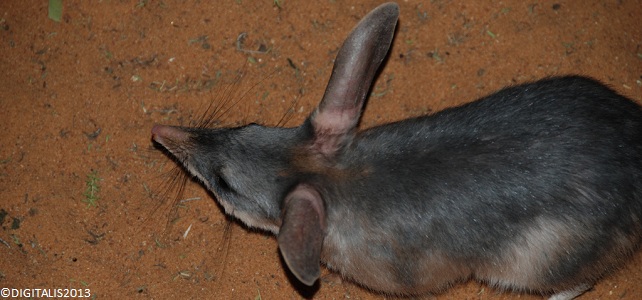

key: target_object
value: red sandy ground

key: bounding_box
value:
[1,1,641,299]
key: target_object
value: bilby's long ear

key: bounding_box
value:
[310,3,399,155]
[277,184,326,286]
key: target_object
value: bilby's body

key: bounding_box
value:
[151,3,642,299]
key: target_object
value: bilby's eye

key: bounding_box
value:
[215,173,232,193]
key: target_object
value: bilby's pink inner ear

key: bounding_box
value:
[277,184,326,286]
[310,3,399,156]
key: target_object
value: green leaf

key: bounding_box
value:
[48,0,63,22]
